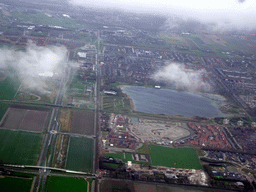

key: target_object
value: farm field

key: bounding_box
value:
[0,107,49,132]
[100,179,135,192]
[0,103,10,122]
[0,76,20,100]
[70,111,94,135]
[45,176,87,192]
[161,34,188,46]
[100,179,225,192]
[134,182,223,192]
[220,35,255,53]
[0,129,43,165]
[148,145,202,170]
[11,12,81,29]
[0,176,33,192]
[200,34,226,45]
[65,137,94,172]
[0,75,20,121]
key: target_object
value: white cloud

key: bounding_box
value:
[0,43,68,93]
[152,62,210,92]
[69,0,256,30]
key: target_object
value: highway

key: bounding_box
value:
[26,40,100,191]
[93,30,101,192]
[33,57,71,192]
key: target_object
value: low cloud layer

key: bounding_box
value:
[0,42,68,93]
[69,0,256,31]
[152,62,210,92]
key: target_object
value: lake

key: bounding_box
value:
[121,86,224,118]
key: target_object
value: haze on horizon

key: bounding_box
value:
[69,0,256,31]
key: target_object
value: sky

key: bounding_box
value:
[69,0,256,30]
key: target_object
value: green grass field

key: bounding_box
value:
[45,176,87,192]
[103,95,131,114]
[105,152,126,161]
[0,75,20,121]
[11,172,35,178]
[12,12,81,29]
[105,152,148,165]
[0,76,20,100]
[68,75,95,105]
[0,103,10,122]
[0,176,33,192]
[65,137,94,172]
[220,35,253,53]
[0,129,42,165]
[149,146,202,170]
[70,75,88,95]
[0,43,13,48]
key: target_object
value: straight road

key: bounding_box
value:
[34,55,71,192]
[94,30,101,192]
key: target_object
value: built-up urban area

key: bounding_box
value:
[0,0,256,191]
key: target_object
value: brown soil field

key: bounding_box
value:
[0,107,49,132]
[100,179,135,192]
[70,111,94,135]
[101,180,216,192]
[134,183,157,192]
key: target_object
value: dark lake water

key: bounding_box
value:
[122,86,224,118]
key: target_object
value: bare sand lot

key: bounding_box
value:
[70,111,94,135]
[0,107,49,132]
[129,119,190,142]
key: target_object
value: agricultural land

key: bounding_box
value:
[65,137,94,172]
[45,176,88,192]
[1,0,256,191]
[0,129,42,165]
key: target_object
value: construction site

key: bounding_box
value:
[104,113,192,149]
[129,119,191,143]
